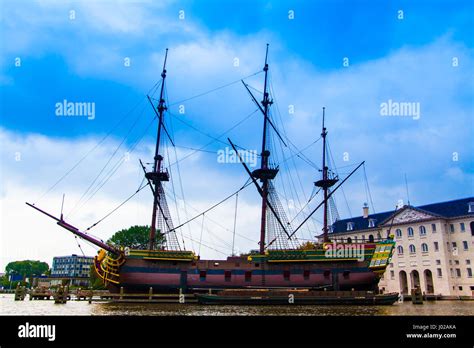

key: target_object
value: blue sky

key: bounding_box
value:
[0,0,473,267]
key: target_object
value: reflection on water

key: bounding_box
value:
[1,294,473,316]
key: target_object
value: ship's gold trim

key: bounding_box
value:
[142,257,197,261]
[267,258,363,263]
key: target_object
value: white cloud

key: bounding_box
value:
[0,127,267,270]
[1,1,473,271]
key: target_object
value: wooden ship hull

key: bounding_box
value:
[94,241,395,294]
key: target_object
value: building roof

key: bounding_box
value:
[330,197,474,235]
[53,254,94,259]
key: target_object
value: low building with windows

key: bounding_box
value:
[325,197,474,298]
[50,254,94,287]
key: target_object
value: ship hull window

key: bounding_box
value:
[245,271,252,282]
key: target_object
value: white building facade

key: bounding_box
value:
[326,198,474,298]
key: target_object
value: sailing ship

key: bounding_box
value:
[27,45,395,294]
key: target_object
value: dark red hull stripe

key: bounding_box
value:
[120,266,373,275]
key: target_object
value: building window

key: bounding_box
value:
[455,260,459,265]
[450,224,455,233]
[409,245,416,254]
[347,237,352,243]
[408,227,414,237]
[471,221,474,236]
[431,224,437,232]
[419,226,426,236]
[368,234,374,242]
[347,222,354,231]
[245,271,252,282]
[397,246,404,255]
[467,268,473,277]
[452,242,457,249]
[463,241,469,250]
[421,243,428,253]
[436,259,441,265]
[456,269,461,278]
[460,223,465,232]
[368,219,376,228]
[396,229,402,238]
[467,260,471,265]
[434,242,439,251]
[437,268,442,277]
[283,271,290,281]
[468,202,474,213]
[390,270,395,279]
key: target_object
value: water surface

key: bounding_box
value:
[1,294,473,316]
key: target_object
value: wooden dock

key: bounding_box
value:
[19,286,197,304]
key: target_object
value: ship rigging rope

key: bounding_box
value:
[165,109,260,168]
[163,187,256,245]
[166,179,253,235]
[183,234,228,256]
[198,214,205,255]
[278,137,321,166]
[165,70,263,106]
[363,163,376,214]
[74,236,86,257]
[67,113,157,218]
[269,79,320,239]
[326,139,353,219]
[34,80,163,204]
[166,109,257,154]
[288,187,322,224]
[84,179,149,232]
[269,80,321,171]
[165,84,194,251]
[154,85,253,252]
[66,101,150,218]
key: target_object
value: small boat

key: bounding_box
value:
[195,289,400,305]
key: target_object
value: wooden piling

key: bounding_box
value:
[14,285,26,301]
[411,287,423,304]
[54,285,69,304]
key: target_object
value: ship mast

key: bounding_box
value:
[315,107,338,243]
[253,44,277,254]
[147,49,170,250]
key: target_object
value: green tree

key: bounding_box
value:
[5,260,49,278]
[107,225,165,250]
[89,267,106,290]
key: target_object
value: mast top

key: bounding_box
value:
[322,106,327,137]
[264,43,269,71]
[162,48,169,78]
